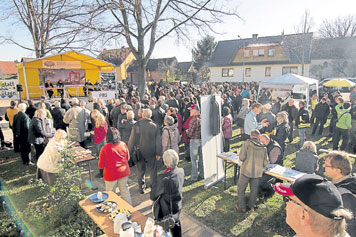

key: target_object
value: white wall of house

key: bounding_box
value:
[210,64,310,83]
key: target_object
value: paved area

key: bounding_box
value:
[1,126,221,237]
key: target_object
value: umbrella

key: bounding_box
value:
[323,78,355,87]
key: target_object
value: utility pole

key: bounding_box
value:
[238,35,245,83]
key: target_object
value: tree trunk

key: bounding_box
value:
[137,59,146,98]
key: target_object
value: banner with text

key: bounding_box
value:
[42,60,81,69]
[0,79,19,100]
[92,91,116,100]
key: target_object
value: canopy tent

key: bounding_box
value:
[258,73,319,106]
[17,51,116,99]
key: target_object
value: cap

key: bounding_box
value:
[274,174,344,220]
[188,104,200,111]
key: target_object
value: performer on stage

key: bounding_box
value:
[57,79,64,98]
[44,80,54,99]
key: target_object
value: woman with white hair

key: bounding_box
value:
[37,129,67,186]
[257,103,276,135]
[28,109,49,161]
[151,149,184,236]
[295,141,319,174]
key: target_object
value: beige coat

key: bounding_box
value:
[239,138,269,178]
[37,139,63,173]
[63,105,86,142]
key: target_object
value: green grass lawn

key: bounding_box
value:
[1,121,355,236]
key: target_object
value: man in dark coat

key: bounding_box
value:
[128,108,162,194]
[258,134,284,197]
[281,99,298,143]
[323,152,356,237]
[312,97,330,135]
[51,101,67,130]
[13,103,31,165]
[25,100,37,119]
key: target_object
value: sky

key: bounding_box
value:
[0,0,355,62]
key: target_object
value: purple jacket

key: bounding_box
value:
[222,114,233,138]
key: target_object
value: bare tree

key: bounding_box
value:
[0,0,96,58]
[87,0,240,97]
[294,9,314,34]
[319,15,356,38]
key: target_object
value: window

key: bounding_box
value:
[265,67,271,77]
[268,48,275,56]
[222,68,234,77]
[253,49,258,57]
[244,50,250,57]
[282,66,298,75]
[258,49,265,56]
[245,68,251,77]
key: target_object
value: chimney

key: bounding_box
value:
[252,34,258,41]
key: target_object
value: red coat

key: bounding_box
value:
[94,122,108,144]
[98,142,130,181]
[181,116,192,143]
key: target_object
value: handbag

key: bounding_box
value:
[154,179,176,231]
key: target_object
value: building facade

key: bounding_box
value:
[209,33,313,83]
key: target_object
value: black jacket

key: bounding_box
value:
[28,117,47,145]
[295,107,310,127]
[335,176,356,237]
[51,107,66,130]
[152,106,165,128]
[233,94,243,113]
[210,96,220,136]
[314,102,330,121]
[13,112,30,143]
[25,105,37,119]
[270,122,290,151]
[151,168,185,220]
[281,104,298,123]
[271,102,281,115]
[128,118,162,159]
[119,119,135,144]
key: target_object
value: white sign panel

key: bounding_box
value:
[201,95,225,188]
[92,90,116,100]
[0,79,19,100]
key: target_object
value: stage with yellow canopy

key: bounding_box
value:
[17,51,116,99]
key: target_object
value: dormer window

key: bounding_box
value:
[253,49,258,57]
[244,50,250,57]
[268,48,275,56]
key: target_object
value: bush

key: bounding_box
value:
[22,143,103,236]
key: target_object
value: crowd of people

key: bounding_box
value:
[1,80,356,236]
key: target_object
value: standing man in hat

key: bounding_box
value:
[274,174,352,237]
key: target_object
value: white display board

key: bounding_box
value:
[92,90,116,100]
[201,95,225,188]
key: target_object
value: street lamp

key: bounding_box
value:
[238,35,245,83]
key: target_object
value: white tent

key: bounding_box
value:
[259,73,319,106]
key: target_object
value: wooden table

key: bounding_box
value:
[263,164,305,183]
[71,146,96,188]
[217,152,242,189]
[79,191,147,236]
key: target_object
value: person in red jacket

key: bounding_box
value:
[91,109,108,178]
[99,127,132,205]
